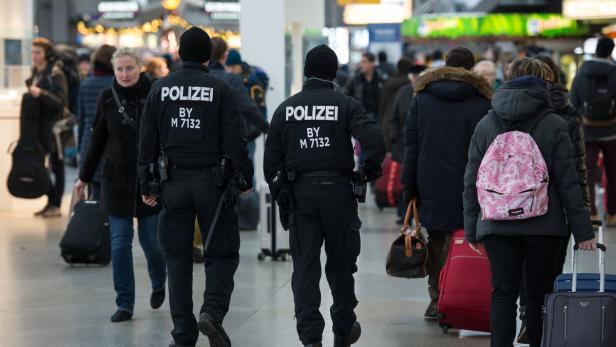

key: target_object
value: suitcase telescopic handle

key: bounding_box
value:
[572,234,607,293]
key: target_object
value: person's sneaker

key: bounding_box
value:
[151,288,165,309]
[607,214,616,227]
[34,204,51,217]
[424,301,439,320]
[193,247,204,263]
[334,321,361,347]
[197,313,231,347]
[110,309,132,323]
[41,206,61,218]
[516,322,528,344]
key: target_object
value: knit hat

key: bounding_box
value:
[179,27,212,63]
[304,44,338,80]
[225,49,242,66]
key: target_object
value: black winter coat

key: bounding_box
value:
[550,83,591,208]
[570,59,616,141]
[379,73,411,147]
[463,76,594,244]
[389,83,412,163]
[79,74,160,218]
[344,71,384,120]
[25,61,68,153]
[401,67,492,231]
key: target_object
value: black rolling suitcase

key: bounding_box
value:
[59,199,110,265]
[542,234,616,347]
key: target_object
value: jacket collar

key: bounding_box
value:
[303,78,336,90]
[209,60,225,71]
[182,61,209,73]
[414,66,492,100]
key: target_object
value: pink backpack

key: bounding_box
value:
[476,127,549,221]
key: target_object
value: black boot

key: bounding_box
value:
[110,309,132,323]
[169,341,195,347]
[150,287,165,309]
[334,321,361,347]
[304,344,322,347]
[198,312,231,347]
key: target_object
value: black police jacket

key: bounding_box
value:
[138,62,253,190]
[264,78,386,183]
[79,75,160,218]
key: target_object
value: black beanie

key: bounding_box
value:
[179,27,212,63]
[596,37,615,59]
[304,44,338,80]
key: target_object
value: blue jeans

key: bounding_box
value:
[108,214,167,313]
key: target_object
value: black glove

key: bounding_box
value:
[403,186,415,207]
[364,165,383,182]
[276,186,292,230]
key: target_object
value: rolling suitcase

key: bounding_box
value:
[438,229,492,333]
[59,199,110,265]
[554,221,616,293]
[374,154,402,209]
[542,236,616,347]
[257,181,290,261]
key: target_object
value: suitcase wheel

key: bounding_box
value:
[440,324,451,334]
[257,252,265,261]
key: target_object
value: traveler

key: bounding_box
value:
[430,50,445,68]
[463,57,597,347]
[144,56,170,79]
[401,47,492,319]
[389,64,425,222]
[378,57,413,146]
[28,37,68,218]
[138,27,252,347]
[75,47,167,323]
[570,37,616,224]
[77,44,116,200]
[78,53,92,81]
[264,44,386,347]
[376,51,396,80]
[344,52,384,123]
[512,55,592,344]
[473,60,497,89]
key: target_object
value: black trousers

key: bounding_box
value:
[586,139,616,215]
[159,168,240,345]
[47,150,64,207]
[290,179,361,345]
[484,235,562,347]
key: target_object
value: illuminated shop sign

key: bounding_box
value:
[564,0,616,20]
[204,1,240,20]
[98,1,140,20]
[402,13,588,39]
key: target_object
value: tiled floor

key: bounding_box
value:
[0,174,613,347]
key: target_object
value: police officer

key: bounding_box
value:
[263,45,386,347]
[138,27,252,347]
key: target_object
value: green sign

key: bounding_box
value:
[401,13,588,39]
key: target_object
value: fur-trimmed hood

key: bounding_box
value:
[415,66,492,100]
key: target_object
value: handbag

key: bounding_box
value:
[385,198,430,278]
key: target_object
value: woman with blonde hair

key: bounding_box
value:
[76,48,167,323]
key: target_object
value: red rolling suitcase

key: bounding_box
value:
[438,229,492,333]
[374,153,402,209]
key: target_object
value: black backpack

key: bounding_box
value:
[582,75,616,127]
[7,94,50,199]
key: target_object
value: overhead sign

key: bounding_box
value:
[343,0,411,25]
[564,0,616,20]
[204,1,240,20]
[402,13,588,39]
[337,0,380,4]
[98,1,139,20]
[368,23,400,42]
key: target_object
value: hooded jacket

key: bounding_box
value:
[402,67,492,231]
[463,76,594,243]
[549,83,591,208]
[570,58,616,141]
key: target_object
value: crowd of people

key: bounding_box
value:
[17,27,615,347]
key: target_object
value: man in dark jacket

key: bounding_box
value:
[209,37,268,136]
[401,47,492,318]
[378,57,413,147]
[28,37,68,218]
[570,37,616,225]
[344,52,384,123]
